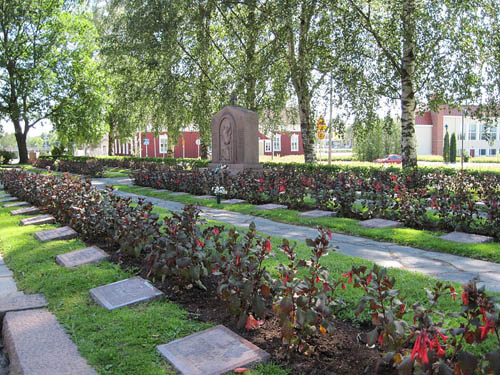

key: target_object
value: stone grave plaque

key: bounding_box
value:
[358,218,403,229]
[0,194,11,198]
[20,214,55,226]
[3,201,29,208]
[0,197,18,204]
[0,294,48,316]
[89,276,164,310]
[193,195,216,200]
[157,325,269,375]
[254,203,288,210]
[34,226,78,242]
[221,199,247,205]
[11,206,41,216]
[170,192,189,196]
[56,246,109,268]
[440,231,493,244]
[298,209,333,218]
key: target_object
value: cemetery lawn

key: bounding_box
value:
[0,204,285,375]
[0,197,497,374]
[114,185,500,264]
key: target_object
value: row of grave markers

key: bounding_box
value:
[0,191,269,375]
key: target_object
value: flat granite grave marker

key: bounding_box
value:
[440,231,494,244]
[34,226,77,242]
[0,294,48,316]
[193,195,216,200]
[157,325,269,375]
[20,214,55,226]
[221,199,247,205]
[0,197,18,204]
[89,276,164,310]
[56,246,109,268]
[3,201,29,208]
[358,218,403,229]
[11,206,41,216]
[254,203,288,210]
[298,209,333,218]
[170,192,189,196]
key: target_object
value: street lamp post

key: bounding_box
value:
[461,110,465,170]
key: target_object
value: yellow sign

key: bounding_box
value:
[317,132,326,140]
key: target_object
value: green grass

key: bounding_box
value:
[0,204,287,375]
[114,185,500,264]
[102,172,130,178]
[0,192,497,374]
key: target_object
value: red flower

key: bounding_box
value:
[279,185,286,193]
[259,178,264,184]
[235,255,240,266]
[461,291,469,305]
[480,307,487,322]
[366,273,372,285]
[480,318,495,340]
[258,186,263,192]
[341,283,346,290]
[395,185,399,192]
[327,231,333,240]
[197,239,205,247]
[342,271,353,284]
[378,332,384,345]
[315,276,320,284]
[390,174,397,181]
[264,238,272,252]
[411,332,430,364]
[450,286,456,302]
[213,228,220,235]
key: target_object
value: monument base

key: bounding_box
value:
[208,162,263,175]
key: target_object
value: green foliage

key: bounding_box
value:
[443,131,450,163]
[450,133,457,163]
[0,150,15,164]
[0,1,107,162]
[353,115,401,162]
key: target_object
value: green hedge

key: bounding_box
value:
[38,155,210,169]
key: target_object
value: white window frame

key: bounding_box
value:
[264,139,271,152]
[273,134,281,152]
[469,123,477,140]
[159,134,168,154]
[291,134,299,152]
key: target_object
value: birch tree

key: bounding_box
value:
[336,0,490,167]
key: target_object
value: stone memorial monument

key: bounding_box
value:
[209,106,262,173]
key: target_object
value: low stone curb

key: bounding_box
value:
[3,309,98,375]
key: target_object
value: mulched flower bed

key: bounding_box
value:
[106,248,395,375]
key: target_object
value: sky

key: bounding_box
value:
[1,119,53,137]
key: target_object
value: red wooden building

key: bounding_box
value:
[112,131,306,158]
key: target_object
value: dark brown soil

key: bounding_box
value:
[104,248,396,375]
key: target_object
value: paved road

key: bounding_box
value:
[91,181,500,293]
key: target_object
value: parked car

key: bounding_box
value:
[373,154,402,164]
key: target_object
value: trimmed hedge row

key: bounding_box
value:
[37,155,210,170]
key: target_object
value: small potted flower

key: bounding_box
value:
[213,186,227,204]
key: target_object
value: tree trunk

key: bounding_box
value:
[297,91,316,163]
[400,0,417,169]
[14,129,28,164]
[244,0,257,111]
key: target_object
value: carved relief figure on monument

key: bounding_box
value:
[220,118,232,162]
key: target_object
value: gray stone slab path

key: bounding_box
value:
[93,183,500,293]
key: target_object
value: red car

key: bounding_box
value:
[374,154,402,164]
